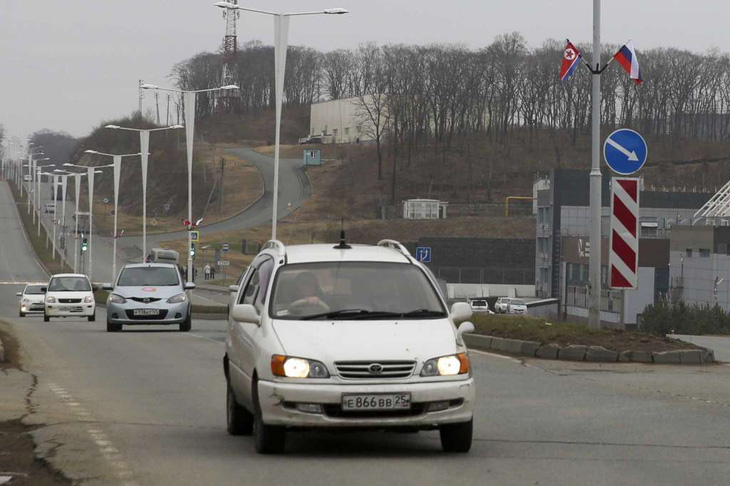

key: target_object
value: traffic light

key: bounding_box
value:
[81,236,88,254]
[190,242,196,258]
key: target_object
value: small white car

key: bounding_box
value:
[468,299,494,314]
[225,239,475,454]
[44,202,56,214]
[44,274,96,322]
[495,298,528,315]
[17,284,47,317]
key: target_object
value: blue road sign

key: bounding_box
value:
[603,129,648,175]
[416,247,431,263]
[222,243,229,252]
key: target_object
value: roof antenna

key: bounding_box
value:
[334,217,351,249]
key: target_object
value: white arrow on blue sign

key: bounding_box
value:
[416,247,431,263]
[603,129,648,175]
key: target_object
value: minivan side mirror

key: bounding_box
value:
[228,285,239,293]
[184,282,196,290]
[16,292,22,297]
[40,287,47,293]
[231,304,261,325]
[457,321,475,336]
[450,302,472,323]
[101,283,113,291]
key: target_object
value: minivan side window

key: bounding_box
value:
[255,259,275,311]
[241,270,259,306]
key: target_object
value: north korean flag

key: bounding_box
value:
[559,41,582,81]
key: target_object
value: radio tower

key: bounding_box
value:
[217,0,240,113]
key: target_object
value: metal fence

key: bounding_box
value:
[431,266,534,285]
[565,286,624,312]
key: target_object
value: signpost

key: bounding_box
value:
[222,243,229,253]
[218,260,230,282]
[603,129,648,175]
[415,247,431,263]
[190,230,199,241]
[609,178,640,290]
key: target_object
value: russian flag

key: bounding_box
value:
[559,41,582,81]
[614,43,643,84]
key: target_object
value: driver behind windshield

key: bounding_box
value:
[290,272,327,314]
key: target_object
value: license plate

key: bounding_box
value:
[134,309,160,316]
[341,393,411,411]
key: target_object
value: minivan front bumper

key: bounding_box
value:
[257,378,475,428]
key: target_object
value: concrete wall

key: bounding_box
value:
[447,284,535,299]
[670,250,730,308]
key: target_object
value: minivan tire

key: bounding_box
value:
[180,314,192,332]
[439,419,473,453]
[88,312,95,322]
[227,380,254,436]
[253,382,286,454]
[19,311,25,318]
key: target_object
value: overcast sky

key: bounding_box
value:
[1,0,727,141]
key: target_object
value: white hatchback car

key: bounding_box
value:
[44,274,96,322]
[225,239,476,454]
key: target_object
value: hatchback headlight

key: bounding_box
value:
[108,294,126,304]
[84,295,94,303]
[46,296,56,304]
[271,355,330,378]
[167,293,187,304]
[420,353,470,377]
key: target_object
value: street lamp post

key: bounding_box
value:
[35,164,53,236]
[214,2,348,240]
[105,124,184,261]
[140,84,238,284]
[84,150,143,280]
[64,163,110,281]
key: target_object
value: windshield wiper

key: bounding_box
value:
[299,309,445,320]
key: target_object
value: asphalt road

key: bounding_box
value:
[3,181,730,485]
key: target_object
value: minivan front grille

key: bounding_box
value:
[59,298,82,304]
[335,361,416,379]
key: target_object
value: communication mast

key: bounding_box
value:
[216,0,240,113]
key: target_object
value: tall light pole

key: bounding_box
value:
[35,164,54,236]
[214,2,348,239]
[31,157,50,222]
[140,83,238,283]
[53,170,74,267]
[64,163,110,281]
[105,124,184,260]
[589,0,602,328]
[84,150,143,280]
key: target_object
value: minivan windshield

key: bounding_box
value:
[48,277,91,292]
[270,262,446,320]
[24,285,45,295]
[117,267,180,287]
[512,299,526,306]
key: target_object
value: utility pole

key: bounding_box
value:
[218,157,225,212]
[588,0,603,328]
[138,79,144,115]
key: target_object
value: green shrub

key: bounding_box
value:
[640,301,730,335]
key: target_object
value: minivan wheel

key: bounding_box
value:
[253,383,286,454]
[439,419,473,453]
[19,311,25,318]
[88,312,96,322]
[179,314,192,332]
[227,380,253,436]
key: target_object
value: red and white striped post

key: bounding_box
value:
[609,178,640,290]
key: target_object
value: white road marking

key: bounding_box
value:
[469,348,523,363]
[186,332,225,346]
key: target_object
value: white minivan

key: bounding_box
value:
[225,239,475,454]
[44,274,96,322]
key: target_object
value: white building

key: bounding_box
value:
[309,95,385,144]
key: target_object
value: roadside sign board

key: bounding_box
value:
[609,178,640,289]
[190,230,199,242]
[222,243,229,252]
[218,260,230,266]
[416,247,432,263]
[603,129,648,175]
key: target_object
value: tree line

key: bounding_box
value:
[171,33,730,148]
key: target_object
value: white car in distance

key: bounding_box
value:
[17,284,47,317]
[44,274,96,322]
[495,297,528,315]
[225,238,476,454]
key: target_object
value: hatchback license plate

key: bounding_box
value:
[341,393,411,411]
[134,309,160,316]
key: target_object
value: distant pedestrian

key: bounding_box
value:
[211,267,216,280]
[204,263,211,280]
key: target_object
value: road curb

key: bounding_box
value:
[464,334,716,365]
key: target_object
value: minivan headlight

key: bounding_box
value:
[84,295,94,303]
[167,293,187,304]
[271,355,330,378]
[108,294,126,304]
[420,353,470,376]
[46,296,56,304]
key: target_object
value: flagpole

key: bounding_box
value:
[589,0,602,328]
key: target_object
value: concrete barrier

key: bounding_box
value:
[585,346,618,363]
[559,345,587,361]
